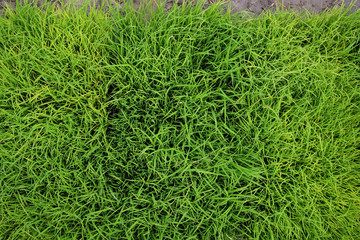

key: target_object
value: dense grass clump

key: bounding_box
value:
[1,1,359,239]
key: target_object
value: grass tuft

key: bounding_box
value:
[1,1,359,239]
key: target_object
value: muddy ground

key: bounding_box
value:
[227,0,360,14]
[1,0,359,15]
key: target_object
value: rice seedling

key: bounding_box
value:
[0,0,359,239]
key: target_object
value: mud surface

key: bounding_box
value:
[228,0,360,14]
[1,0,359,16]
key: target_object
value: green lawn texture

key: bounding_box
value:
[0,0,359,239]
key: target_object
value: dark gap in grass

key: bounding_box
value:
[106,83,120,133]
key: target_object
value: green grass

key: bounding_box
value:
[0,0,359,239]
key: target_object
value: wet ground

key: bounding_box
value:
[228,0,359,14]
[1,0,359,15]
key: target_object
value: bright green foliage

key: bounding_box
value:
[0,1,359,239]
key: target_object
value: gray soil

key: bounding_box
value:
[228,0,360,14]
[1,0,359,16]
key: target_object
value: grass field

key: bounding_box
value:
[0,0,359,239]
